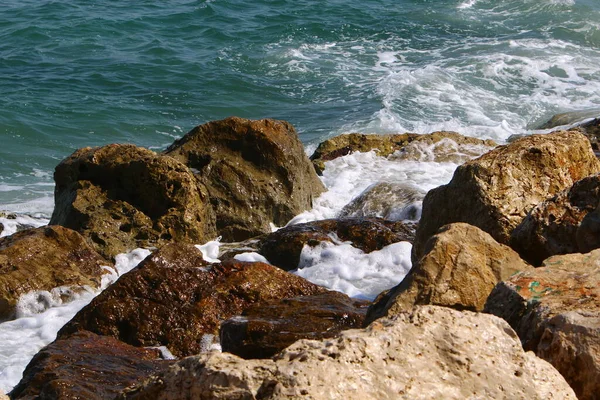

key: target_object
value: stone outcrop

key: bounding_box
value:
[413,130,600,261]
[59,243,328,357]
[120,306,576,400]
[9,330,171,400]
[366,223,531,324]
[0,226,108,320]
[164,117,325,241]
[485,250,600,400]
[220,292,368,359]
[510,174,600,265]
[50,144,216,259]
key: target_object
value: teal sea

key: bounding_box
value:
[1,0,600,215]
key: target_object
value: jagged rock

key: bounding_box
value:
[339,182,425,221]
[164,117,325,241]
[366,223,531,324]
[59,243,328,357]
[50,144,216,259]
[511,174,600,265]
[220,292,369,359]
[485,250,600,400]
[577,202,600,253]
[258,217,416,271]
[9,330,171,400]
[413,130,600,262]
[310,131,496,174]
[0,226,108,320]
[119,306,576,400]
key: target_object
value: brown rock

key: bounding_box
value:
[9,330,171,400]
[50,143,216,259]
[59,243,328,357]
[366,223,531,324]
[511,173,600,265]
[0,226,108,320]
[577,202,600,253]
[413,130,600,262]
[220,292,369,359]
[485,250,600,400]
[164,117,325,241]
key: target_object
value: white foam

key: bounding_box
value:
[0,214,49,238]
[195,238,222,263]
[233,252,271,264]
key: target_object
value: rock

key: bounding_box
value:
[220,292,369,359]
[50,143,216,259]
[485,250,600,400]
[511,173,600,265]
[310,131,496,174]
[164,117,325,241]
[537,109,600,130]
[0,226,108,320]
[59,243,328,357]
[366,223,531,324]
[258,217,416,271]
[577,202,600,253]
[9,330,171,400]
[580,118,600,155]
[413,130,600,262]
[119,306,576,400]
[339,182,425,221]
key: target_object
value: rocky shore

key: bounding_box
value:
[2,116,600,399]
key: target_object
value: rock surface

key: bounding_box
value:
[511,173,600,265]
[10,330,170,400]
[485,250,600,400]
[50,144,216,259]
[120,306,576,400]
[413,130,600,262]
[0,226,107,320]
[165,117,325,241]
[59,243,328,357]
[366,223,531,324]
[220,292,369,359]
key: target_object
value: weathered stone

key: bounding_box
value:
[0,226,108,320]
[120,306,576,400]
[413,130,600,262]
[164,117,325,241]
[511,173,600,265]
[50,143,216,259]
[485,250,600,400]
[537,109,600,130]
[258,218,416,271]
[577,202,600,253]
[59,243,328,357]
[220,292,369,359]
[366,223,531,324]
[9,330,170,400]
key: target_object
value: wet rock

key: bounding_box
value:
[366,223,531,324]
[165,117,325,241]
[537,109,600,130]
[0,226,108,320]
[339,182,425,221]
[120,306,576,400]
[50,144,216,259]
[258,217,416,271]
[220,292,369,359]
[59,243,328,357]
[413,130,600,262]
[485,250,600,400]
[577,202,600,253]
[9,330,170,400]
[511,173,600,265]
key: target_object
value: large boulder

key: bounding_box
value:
[510,173,600,265]
[413,130,600,262]
[119,306,576,400]
[59,243,328,357]
[50,144,216,259]
[164,117,325,241]
[0,226,108,320]
[366,223,531,324]
[220,292,368,359]
[485,250,600,400]
[9,330,171,400]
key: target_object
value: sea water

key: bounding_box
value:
[1,0,600,393]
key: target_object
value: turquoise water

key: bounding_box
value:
[1,0,600,215]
